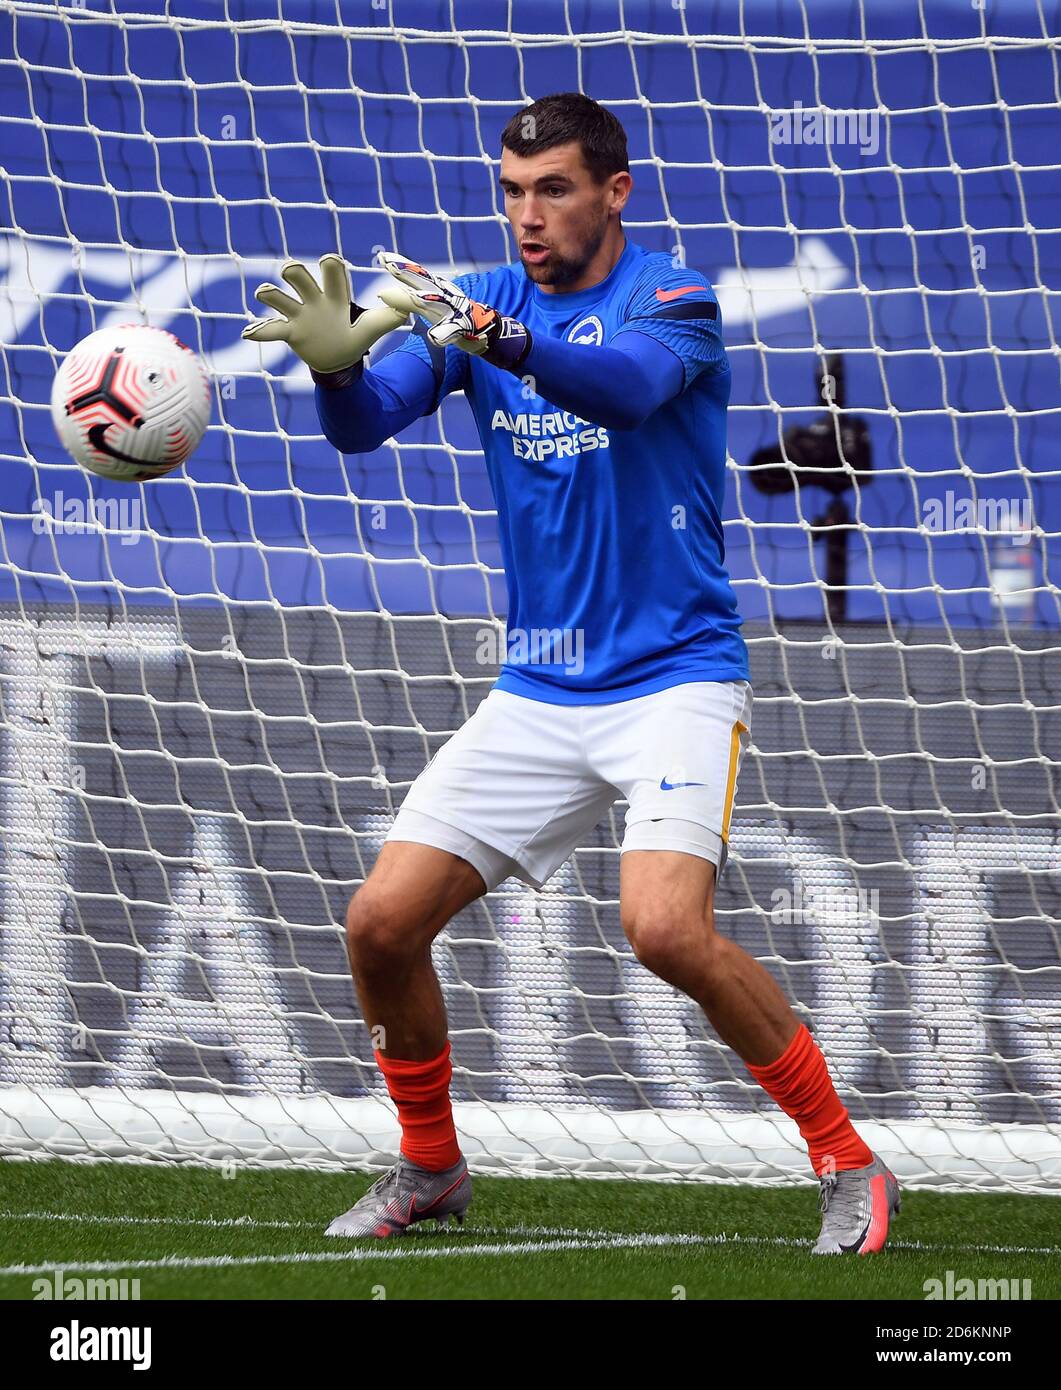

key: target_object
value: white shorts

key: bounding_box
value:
[386,679,752,892]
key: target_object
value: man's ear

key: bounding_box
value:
[610,170,633,216]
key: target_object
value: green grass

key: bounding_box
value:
[0,1158,1057,1300]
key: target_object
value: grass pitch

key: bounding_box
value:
[1,1158,1058,1301]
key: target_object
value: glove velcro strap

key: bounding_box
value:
[480,316,533,372]
[310,360,365,390]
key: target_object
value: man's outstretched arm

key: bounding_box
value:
[243,254,444,454]
[312,350,439,454]
[376,252,693,430]
[513,331,683,430]
[315,327,677,450]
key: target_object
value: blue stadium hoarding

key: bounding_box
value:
[1,0,1057,623]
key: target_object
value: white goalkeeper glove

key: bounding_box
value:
[242,255,409,384]
[376,252,533,372]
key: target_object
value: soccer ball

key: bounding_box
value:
[51,324,211,482]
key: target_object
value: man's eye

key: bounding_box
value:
[547,187,566,196]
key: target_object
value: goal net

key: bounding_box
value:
[1,0,1058,1193]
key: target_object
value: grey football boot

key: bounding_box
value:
[813,1152,901,1254]
[325,1153,471,1238]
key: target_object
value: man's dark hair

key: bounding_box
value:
[500,92,629,184]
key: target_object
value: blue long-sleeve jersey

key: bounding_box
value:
[316,239,749,703]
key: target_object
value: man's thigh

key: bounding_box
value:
[589,679,752,872]
[387,688,616,891]
[620,847,715,933]
[360,839,489,929]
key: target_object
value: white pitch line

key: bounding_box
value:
[0,1209,311,1233]
[0,1222,1058,1279]
[505,1230,1061,1257]
[0,1210,705,1240]
[890,1237,1061,1256]
[0,1210,707,1241]
[0,1232,711,1277]
[2,1209,1059,1262]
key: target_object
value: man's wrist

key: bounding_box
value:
[310,358,366,390]
[480,316,533,372]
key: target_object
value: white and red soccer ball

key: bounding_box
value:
[50,325,211,482]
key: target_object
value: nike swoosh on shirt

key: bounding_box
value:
[659,776,707,790]
[655,285,703,302]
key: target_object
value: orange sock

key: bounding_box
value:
[376,1041,461,1172]
[746,1024,873,1176]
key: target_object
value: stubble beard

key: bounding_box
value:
[521,218,608,288]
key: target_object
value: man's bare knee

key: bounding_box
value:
[623,903,723,990]
[344,842,486,973]
[345,885,420,974]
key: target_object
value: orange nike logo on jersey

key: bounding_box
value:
[655,285,703,302]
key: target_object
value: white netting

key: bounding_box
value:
[0,0,1058,1190]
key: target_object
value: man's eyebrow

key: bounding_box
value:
[498,173,576,188]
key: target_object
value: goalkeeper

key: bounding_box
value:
[244,92,899,1254]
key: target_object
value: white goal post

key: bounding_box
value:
[0,0,1058,1193]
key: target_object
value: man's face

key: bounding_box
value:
[499,141,627,289]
